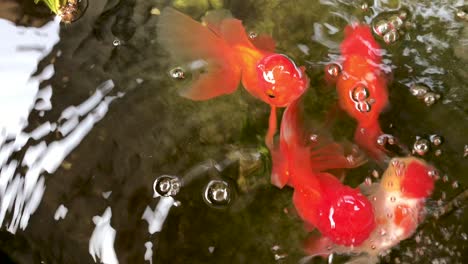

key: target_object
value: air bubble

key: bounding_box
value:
[310,134,318,142]
[373,20,390,36]
[203,180,232,209]
[169,67,185,80]
[413,138,430,156]
[442,175,449,182]
[463,145,468,158]
[153,175,181,197]
[371,244,376,250]
[388,15,404,29]
[409,84,429,98]
[390,196,396,202]
[249,32,258,39]
[451,181,459,189]
[423,92,440,106]
[428,170,438,178]
[326,63,342,78]
[434,149,442,156]
[365,177,372,186]
[372,170,379,178]
[383,30,399,44]
[113,39,121,46]
[351,85,369,102]
[357,101,371,112]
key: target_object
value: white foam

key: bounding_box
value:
[54,204,68,220]
[142,196,174,234]
[89,207,119,264]
[144,242,153,264]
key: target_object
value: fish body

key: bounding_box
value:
[304,157,436,262]
[157,7,308,147]
[272,98,373,246]
[336,24,389,161]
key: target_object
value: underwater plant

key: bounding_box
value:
[34,0,87,23]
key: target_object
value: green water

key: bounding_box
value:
[1,0,467,263]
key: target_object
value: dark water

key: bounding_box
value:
[0,0,466,263]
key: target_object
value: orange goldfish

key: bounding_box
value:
[333,24,389,162]
[303,157,436,263]
[157,7,309,148]
[272,97,374,246]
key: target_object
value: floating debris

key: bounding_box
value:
[153,175,181,197]
[34,0,88,23]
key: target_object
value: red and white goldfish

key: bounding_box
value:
[157,7,309,148]
[271,97,374,246]
[303,157,436,263]
[330,24,389,162]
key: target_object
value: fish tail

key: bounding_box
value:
[355,122,388,163]
[341,24,381,63]
[157,7,241,100]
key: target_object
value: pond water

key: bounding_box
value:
[0,0,466,263]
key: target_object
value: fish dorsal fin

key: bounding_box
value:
[219,18,256,48]
[250,34,276,52]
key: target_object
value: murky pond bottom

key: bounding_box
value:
[0,0,467,263]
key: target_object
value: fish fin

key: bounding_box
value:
[157,7,241,100]
[202,9,233,36]
[219,18,256,49]
[270,149,290,188]
[303,233,332,258]
[308,141,367,172]
[250,34,276,52]
[355,123,388,163]
[346,254,379,264]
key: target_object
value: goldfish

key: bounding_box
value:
[303,157,436,263]
[271,97,374,246]
[157,7,309,148]
[331,24,390,162]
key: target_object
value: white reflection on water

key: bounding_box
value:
[142,196,175,234]
[89,207,118,264]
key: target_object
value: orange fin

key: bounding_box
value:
[303,233,332,258]
[355,123,388,163]
[157,7,241,100]
[250,34,276,52]
[202,9,233,36]
[219,18,256,49]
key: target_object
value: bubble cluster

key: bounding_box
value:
[409,83,441,106]
[372,10,410,44]
[203,180,232,209]
[153,175,181,197]
[350,84,373,113]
